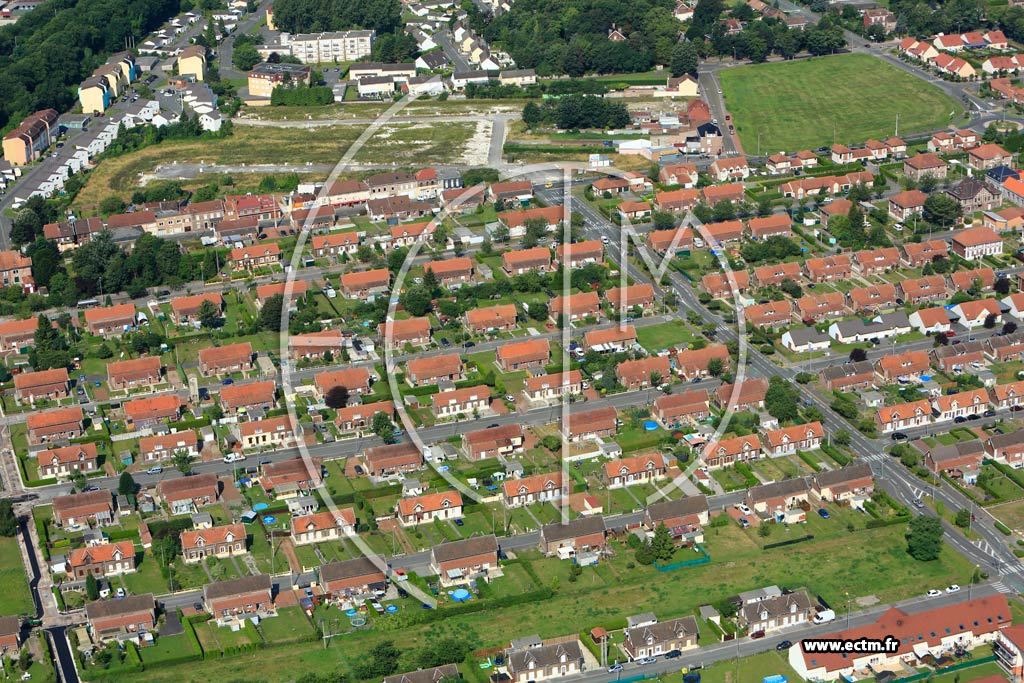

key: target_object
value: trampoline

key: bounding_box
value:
[385,605,398,613]
[350,616,367,627]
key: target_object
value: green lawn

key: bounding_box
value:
[636,320,695,352]
[719,53,963,153]
[0,535,35,615]
[259,606,316,644]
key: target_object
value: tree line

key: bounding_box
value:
[522,94,630,130]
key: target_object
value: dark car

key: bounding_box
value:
[664,650,682,659]
[967,413,981,421]
[487,423,500,428]
[891,432,908,441]
[776,640,793,651]
[954,416,967,424]
[984,409,996,417]
[463,341,476,348]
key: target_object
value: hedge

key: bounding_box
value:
[35,514,50,560]
[995,520,1013,536]
[578,631,602,661]
[820,443,851,466]
[125,641,143,669]
[796,450,822,472]
[865,515,911,529]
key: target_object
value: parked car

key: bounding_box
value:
[946,584,961,593]
[664,650,682,659]
[890,432,908,441]
[735,503,752,515]
[146,466,163,475]
[607,664,623,673]
[221,378,234,385]
[776,640,792,651]
[817,508,830,519]
[637,657,657,665]
[926,589,942,597]
[738,517,750,528]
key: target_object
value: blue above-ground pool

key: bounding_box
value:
[262,515,276,524]
[345,608,358,617]
[385,605,398,613]
[643,421,659,431]
[253,503,269,511]
[450,588,471,602]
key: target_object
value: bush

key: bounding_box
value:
[996,520,1012,536]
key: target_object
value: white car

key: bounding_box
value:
[946,584,961,593]
[736,503,752,515]
[926,589,942,597]
[223,453,246,463]
[601,236,610,244]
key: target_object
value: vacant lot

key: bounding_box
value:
[73,122,478,208]
[719,53,962,153]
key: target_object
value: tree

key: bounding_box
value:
[232,41,261,71]
[764,376,799,422]
[172,451,193,475]
[85,572,99,601]
[352,641,402,680]
[652,211,675,230]
[522,101,543,127]
[17,647,30,672]
[707,357,724,377]
[99,196,126,216]
[401,286,433,317]
[325,385,350,409]
[954,508,971,528]
[28,237,62,289]
[984,313,998,329]
[0,499,17,536]
[1003,321,1019,335]
[417,638,472,669]
[197,299,223,329]
[833,430,852,446]
[923,194,961,227]
[906,515,943,561]
[995,277,1011,295]
[260,293,285,331]
[849,348,868,363]
[670,40,699,77]
[118,472,136,496]
[371,411,395,443]
[650,523,675,562]
[10,208,42,246]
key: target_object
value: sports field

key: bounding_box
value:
[718,53,963,154]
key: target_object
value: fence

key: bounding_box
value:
[652,545,710,572]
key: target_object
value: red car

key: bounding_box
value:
[945,331,956,338]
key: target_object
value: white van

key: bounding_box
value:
[813,610,836,624]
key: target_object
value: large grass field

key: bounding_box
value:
[718,53,963,154]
